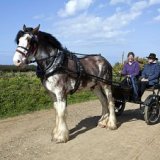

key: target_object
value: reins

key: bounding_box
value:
[27,49,101,64]
[28,54,57,64]
[16,45,38,59]
[61,66,114,85]
[29,49,119,86]
[15,32,117,86]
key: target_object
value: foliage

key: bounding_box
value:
[0,65,36,72]
[112,62,123,82]
[0,72,96,119]
[135,57,148,70]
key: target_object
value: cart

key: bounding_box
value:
[112,77,160,125]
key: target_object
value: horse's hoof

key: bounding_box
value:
[56,139,68,143]
[108,123,117,130]
[52,134,69,143]
[98,121,107,128]
[109,126,117,130]
[51,137,68,143]
[53,136,69,143]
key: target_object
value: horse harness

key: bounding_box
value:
[33,50,113,93]
[16,43,112,94]
[36,50,86,94]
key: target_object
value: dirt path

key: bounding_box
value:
[0,96,160,160]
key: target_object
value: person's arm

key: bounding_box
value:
[141,64,147,78]
[121,64,127,76]
[148,64,160,81]
[141,65,149,82]
[131,62,140,77]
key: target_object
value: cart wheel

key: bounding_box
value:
[115,101,125,116]
[144,101,160,125]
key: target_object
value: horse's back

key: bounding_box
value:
[80,55,112,80]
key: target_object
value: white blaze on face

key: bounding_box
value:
[13,51,24,66]
[13,34,30,66]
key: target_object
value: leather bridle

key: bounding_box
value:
[16,35,38,58]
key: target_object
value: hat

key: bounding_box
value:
[146,53,158,60]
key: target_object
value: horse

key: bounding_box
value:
[13,25,117,143]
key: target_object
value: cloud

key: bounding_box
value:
[98,3,108,9]
[149,0,160,5]
[54,8,140,46]
[52,0,160,49]
[58,0,93,17]
[33,14,45,20]
[110,0,131,5]
[152,5,160,22]
[153,15,160,21]
[32,14,55,21]
[130,1,148,12]
[158,8,160,12]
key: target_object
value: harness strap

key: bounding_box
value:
[16,49,27,57]
[16,45,38,58]
[45,51,65,77]
[69,55,84,94]
[36,50,84,94]
[36,50,113,94]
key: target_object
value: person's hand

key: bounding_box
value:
[141,78,148,82]
[126,75,131,78]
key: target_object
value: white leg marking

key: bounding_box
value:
[103,85,117,130]
[93,87,109,128]
[53,100,69,143]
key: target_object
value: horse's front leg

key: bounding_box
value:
[52,97,69,143]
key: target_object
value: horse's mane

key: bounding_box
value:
[15,30,24,44]
[37,31,63,50]
[15,28,63,50]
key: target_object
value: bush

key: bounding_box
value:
[0,72,96,118]
[0,65,36,72]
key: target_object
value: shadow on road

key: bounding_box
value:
[69,108,146,140]
[69,116,100,140]
[117,108,143,127]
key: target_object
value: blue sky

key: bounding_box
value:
[0,0,160,65]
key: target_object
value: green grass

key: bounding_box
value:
[0,72,96,119]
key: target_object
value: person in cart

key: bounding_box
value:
[121,52,140,101]
[140,53,160,97]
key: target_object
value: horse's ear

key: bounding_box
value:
[32,24,40,34]
[23,24,26,31]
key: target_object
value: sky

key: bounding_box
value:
[0,0,160,65]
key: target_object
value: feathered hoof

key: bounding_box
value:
[98,120,108,128]
[51,126,69,143]
[55,137,69,143]
[107,121,117,130]
[108,125,117,130]
[52,135,69,143]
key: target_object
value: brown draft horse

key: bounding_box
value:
[13,25,117,143]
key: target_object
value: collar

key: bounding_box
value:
[127,60,135,65]
[148,61,157,64]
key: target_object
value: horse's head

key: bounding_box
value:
[13,24,40,67]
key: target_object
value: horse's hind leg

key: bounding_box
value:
[103,84,117,130]
[92,85,109,128]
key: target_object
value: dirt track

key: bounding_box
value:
[0,94,160,160]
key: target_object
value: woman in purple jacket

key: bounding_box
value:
[121,52,140,101]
